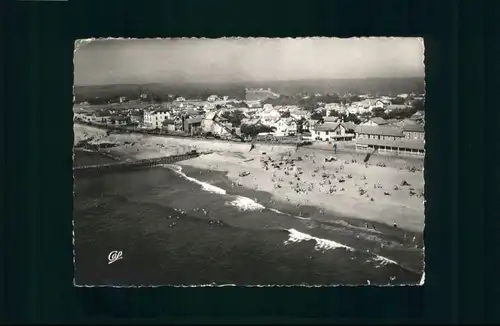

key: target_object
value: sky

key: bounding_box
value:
[74,38,425,86]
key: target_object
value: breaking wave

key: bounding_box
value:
[284,228,355,251]
[169,165,308,219]
[167,165,227,195]
[226,196,265,211]
[284,229,402,269]
[269,208,311,221]
[168,165,408,272]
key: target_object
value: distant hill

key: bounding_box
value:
[73,77,425,103]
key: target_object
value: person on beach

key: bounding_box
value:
[333,142,337,155]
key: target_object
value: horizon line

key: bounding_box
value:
[74,76,425,87]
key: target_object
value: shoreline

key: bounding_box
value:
[169,164,424,274]
[74,123,425,234]
[73,149,424,274]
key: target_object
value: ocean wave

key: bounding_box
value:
[269,208,310,221]
[226,196,265,211]
[284,229,355,251]
[74,148,97,153]
[167,165,227,195]
[367,255,399,267]
[169,165,311,219]
[284,229,402,270]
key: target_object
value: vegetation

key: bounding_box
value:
[240,124,274,137]
[410,99,425,111]
[310,112,324,120]
[386,107,419,119]
[221,109,246,127]
[339,113,361,124]
[280,111,291,118]
[296,117,307,133]
[372,107,386,118]
[390,97,406,105]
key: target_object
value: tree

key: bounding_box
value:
[411,99,425,111]
[281,111,291,118]
[372,107,386,118]
[360,111,372,119]
[386,107,418,119]
[221,109,246,127]
[296,117,307,133]
[230,101,248,108]
[340,113,361,124]
[310,112,323,120]
[240,124,274,137]
[391,97,406,105]
[328,110,339,117]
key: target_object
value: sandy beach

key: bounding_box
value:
[74,123,425,233]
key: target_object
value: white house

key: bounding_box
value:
[201,111,232,136]
[176,97,186,102]
[290,110,309,121]
[360,117,394,127]
[260,109,281,120]
[324,103,341,112]
[384,105,408,114]
[207,95,218,102]
[311,122,356,141]
[273,118,297,136]
[245,100,262,108]
[347,105,361,115]
[263,104,273,111]
[143,109,172,129]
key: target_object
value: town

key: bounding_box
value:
[74,87,425,157]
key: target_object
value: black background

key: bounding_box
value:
[3,0,497,324]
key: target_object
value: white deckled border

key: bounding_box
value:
[72,36,426,288]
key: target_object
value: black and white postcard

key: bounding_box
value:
[73,37,425,287]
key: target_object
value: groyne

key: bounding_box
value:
[73,152,203,177]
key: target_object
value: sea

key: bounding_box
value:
[73,149,424,286]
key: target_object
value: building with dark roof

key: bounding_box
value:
[355,138,425,157]
[109,116,130,126]
[312,122,356,141]
[201,111,233,136]
[402,123,425,141]
[354,125,405,141]
[184,116,204,135]
[161,119,176,131]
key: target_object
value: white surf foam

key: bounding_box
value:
[269,208,311,221]
[226,196,265,211]
[368,255,399,267]
[167,165,227,195]
[169,165,311,218]
[284,229,355,251]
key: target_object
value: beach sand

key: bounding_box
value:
[74,123,425,233]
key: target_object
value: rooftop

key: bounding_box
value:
[356,138,425,151]
[369,117,391,125]
[402,124,425,132]
[186,116,203,124]
[314,122,356,132]
[354,125,404,137]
